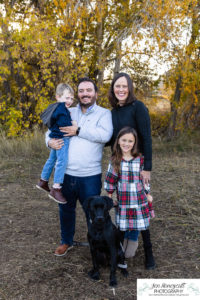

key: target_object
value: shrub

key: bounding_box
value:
[150,112,170,136]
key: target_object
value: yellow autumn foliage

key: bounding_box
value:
[0,0,199,137]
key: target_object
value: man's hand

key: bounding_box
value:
[48,138,64,150]
[59,125,78,137]
[140,170,151,185]
[113,200,118,207]
[71,120,78,126]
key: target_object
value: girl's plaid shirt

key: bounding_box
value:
[104,156,154,231]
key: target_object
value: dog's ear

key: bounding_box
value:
[103,196,114,211]
[83,196,93,212]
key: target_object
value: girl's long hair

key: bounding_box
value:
[112,127,140,174]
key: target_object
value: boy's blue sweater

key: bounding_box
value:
[49,102,72,138]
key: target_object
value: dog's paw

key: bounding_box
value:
[88,269,100,281]
[109,276,117,287]
[120,268,129,277]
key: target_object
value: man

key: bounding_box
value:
[46,77,113,256]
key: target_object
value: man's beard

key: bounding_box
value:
[79,95,96,108]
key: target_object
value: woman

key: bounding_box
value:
[107,72,155,269]
[108,72,152,184]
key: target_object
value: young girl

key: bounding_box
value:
[104,127,155,270]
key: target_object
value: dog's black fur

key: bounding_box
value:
[83,195,128,287]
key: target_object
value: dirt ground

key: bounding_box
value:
[0,136,200,300]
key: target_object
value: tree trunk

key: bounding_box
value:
[113,41,122,75]
[168,75,182,138]
[168,3,199,138]
[95,1,105,89]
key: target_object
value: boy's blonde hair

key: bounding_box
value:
[56,83,74,97]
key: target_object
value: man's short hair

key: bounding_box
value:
[56,83,74,97]
[78,77,98,92]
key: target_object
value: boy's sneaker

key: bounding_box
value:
[48,188,67,204]
[36,179,50,193]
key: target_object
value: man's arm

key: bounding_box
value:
[45,129,64,149]
[78,110,113,143]
[45,129,51,147]
[59,109,113,144]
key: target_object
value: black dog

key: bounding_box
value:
[84,195,128,287]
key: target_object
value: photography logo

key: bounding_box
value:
[137,279,200,299]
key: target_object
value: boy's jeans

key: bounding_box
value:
[41,137,70,184]
[59,173,102,246]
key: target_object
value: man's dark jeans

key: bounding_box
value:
[60,173,102,246]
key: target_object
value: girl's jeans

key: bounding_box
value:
[41,137,70,184]
[124,229,139,241]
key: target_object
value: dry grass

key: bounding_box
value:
[0,130,200,300]
[0,128,48,159]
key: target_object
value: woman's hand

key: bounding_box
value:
[146,194,153,203]
[48,138,64,150]
[59,125,78,137]
[141,170,151,185]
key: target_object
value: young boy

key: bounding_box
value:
[36,83,75,204]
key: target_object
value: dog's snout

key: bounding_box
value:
[96,216,104,223]
[93,205,105,224]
